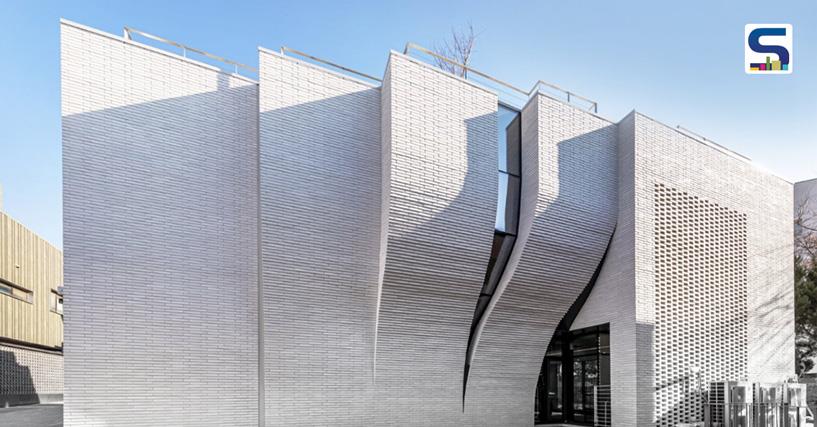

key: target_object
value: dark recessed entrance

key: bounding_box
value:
[535,324,610,425]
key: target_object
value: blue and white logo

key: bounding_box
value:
[745,24,792,74]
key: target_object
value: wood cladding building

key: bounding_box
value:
[0,211,63,349]
[0,210,64,406]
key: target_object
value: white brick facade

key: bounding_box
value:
[374,53,498,426]
[258,48,381,426]
[464,94,617,426]
[62,20,794,427]
[574,112,794,426]
[0,344,63,406]
[62,21,259,426]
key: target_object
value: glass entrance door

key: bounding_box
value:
[573,356,598,423]
[535,324,609,425]
[547,359,563,421]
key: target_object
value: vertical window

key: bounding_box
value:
[50,288,64,315]
[464,104,523,396]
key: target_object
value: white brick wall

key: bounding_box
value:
[258,48,382,426]
[374,52,497,426]
[62,21,259,426]
[575,112,794,426]
[61,20,794,427]
[631,114,793,398]
[0,344,63,405]
[464,94,617,426]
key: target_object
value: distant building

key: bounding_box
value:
[0,208,64,406]
[61,19,794,427]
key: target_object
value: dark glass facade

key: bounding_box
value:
[535,324,610,425]
[464,104,522,395]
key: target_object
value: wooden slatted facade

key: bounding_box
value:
[0,211,63,349]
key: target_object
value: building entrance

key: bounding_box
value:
[535,324,609,425]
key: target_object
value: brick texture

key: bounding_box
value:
[0,344,63,405]
[631,114,793,425]
[61,20,795,427]
[61,21,259,426]
[464,94,617,426]
[374,52,497,426]
[574,112,794,426]
[258,48,381,426]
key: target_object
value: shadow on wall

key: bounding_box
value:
[258,88,383,424]
[258,84,496,424]
[0,349,39,407]
[465,120,618,426]
[373,109,498,425]
[63,76,261,425]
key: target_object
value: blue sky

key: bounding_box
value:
[1,0,815,248]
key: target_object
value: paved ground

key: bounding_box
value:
[0,404,62,427]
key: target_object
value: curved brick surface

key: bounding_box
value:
[373,53,497,426]
[465,94,618,426]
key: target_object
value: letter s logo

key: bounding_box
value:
[745,24,793,74]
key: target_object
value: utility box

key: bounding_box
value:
[754,383,784,427]
[784,383,811,427]
[706,382,753,427]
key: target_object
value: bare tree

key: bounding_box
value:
[795,193,817,376]
[433,23,477,78]
[796,195,817,265]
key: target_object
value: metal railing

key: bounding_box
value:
[594,385,612,427]
[123,26,257,77]
[676,125,752,162]
[404,42,528,97]
[279,46,382,83]
[403,42,599,113]
[531,80,598,113]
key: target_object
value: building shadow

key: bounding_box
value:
[63,74,261,424]
[372,103,499,425]
[0,349,39,407]
[258,86,383,425]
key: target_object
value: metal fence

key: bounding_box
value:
[403,42,599,113]
[123,26,257,77]
[595,385,612,427]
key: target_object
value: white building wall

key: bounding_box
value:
[572,112,639,426]
[574,112,794,426]
[465,94,617,426]
[61,20,259,426]
[0,344,63,405]
[631,112,793,383]
[374,52,497,426]
[258,48,382,426]
[61,20,795,427]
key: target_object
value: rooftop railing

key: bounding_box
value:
[531,80,598,113]
[123,26,258,77]
[676,125,752,162]
[404,42,599,113]
[117,26,598,113]
[279,46,382,84]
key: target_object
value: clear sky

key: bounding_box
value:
[1,0,815,249]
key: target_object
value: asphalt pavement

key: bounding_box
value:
[0,404,62,427]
